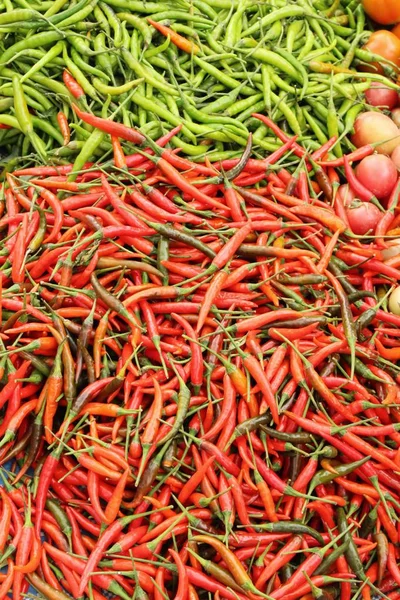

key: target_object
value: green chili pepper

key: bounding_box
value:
[117,12,152,48]
[47,0,90,24]
[156,371,191,446]
[343,355,387,383]
[44,0,68,17]
[100,2,122,46]
[255,521,325,546]
[192,55,255,95]
[122,48,179,96]
[57,0,99,30]
[149,221,216,259]
[67,127,105,182]
[179,93,249,133]
[0,8,42,26]
[20,352,51,377]
[92,4,110,34]
[144,35,171,58]
[67,34,95,57]
[303,108,328,145]
[286,20,305,54]
[272,281,309,308]
[156,237,169,286]
[337,507,366,581]
[28,209,47,253]
[69,48,109,80]
[315,540,350,576]
[132,439,172,506]
[12,76,47,161]
[46,499,73,543]
[243,5,306,38]
[0,31,64,72]
[328,258,358,294]
[149,10,213,26]
[309,456,369,495]
[92,76,143,96]
[359,503,379,539]
[94,31,118,79]
[19,41,64,83]
[0,97,13,112]
[224,94,263,118]
[63,45,100,101]
[0,86,43,113]
[129,93,196,142]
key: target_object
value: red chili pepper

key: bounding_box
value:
[3,124,400,600]
[72,104,145,144]
[196,270,229,333]
[0,489,12,554]
[169,548,189,600]
[62,70,85,99]
[255,536,302,590]
[154,157,227,211]
[343,155,377,203]
[252,114,306,158]
[13,495,34,599]
[148,18,200,54]
[57,111,70,145]
[0,560,14,599]
[111,135,127,169]
[317,144,374,167]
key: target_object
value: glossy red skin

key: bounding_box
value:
[355,155,398,199]
[346,202,382,235]
[337,184,356,207]
[363,0,400,25]
[365,82,399,110]
[363,30,400,75]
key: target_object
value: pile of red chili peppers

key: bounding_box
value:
[2,112,400,600]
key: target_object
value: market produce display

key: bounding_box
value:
[1,0,400,167]
[3,0,400,599]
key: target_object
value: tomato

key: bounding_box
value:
[352,111,400,156]
[355,155,398,200]
[345,202,382,236]
[365,82,399,110]
[363,31,400,74]
[392,108,400,127]
[392,145,400,169]
[362,0,400,25]
[393,23,400,39]
[382,241,400,260]
[337,184,356,207]
[389,287,400,315]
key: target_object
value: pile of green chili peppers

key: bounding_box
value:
[0,0,399,168]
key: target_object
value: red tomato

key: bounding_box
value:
[355,155,398,199]
[346,202,382,236]
[337,184,356,207]
[363,0,400,25]
[365,82,399,110]
[363,31,400,74]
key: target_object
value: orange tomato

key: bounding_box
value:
[393,23,400,40]
[363,30,400,74]
[362,0,400,25]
